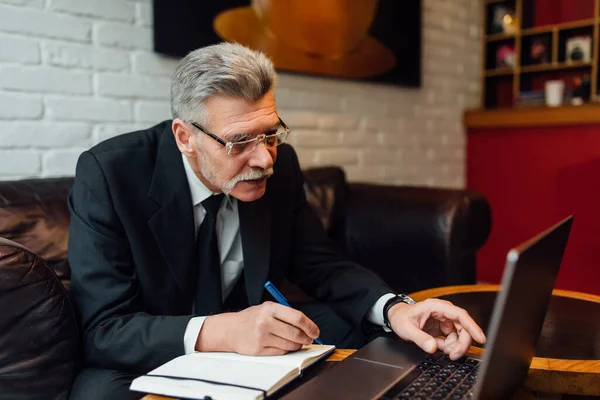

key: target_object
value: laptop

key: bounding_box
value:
[283,216,573,400]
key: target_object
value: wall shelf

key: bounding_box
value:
[485,68,515,76]
[482,0,599,109]
[520,61,593,73]
[521,18,596,36]
[465,103,600,128]
[486,33,517,42]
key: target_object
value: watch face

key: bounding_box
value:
[399,294,416,304]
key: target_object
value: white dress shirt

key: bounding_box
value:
[181,155,394,354]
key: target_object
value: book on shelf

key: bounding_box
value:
[516,90,546,107]
[130,344,336,400]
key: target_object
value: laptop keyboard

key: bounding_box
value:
[378,352,480,400]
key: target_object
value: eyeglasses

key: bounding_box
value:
[189,118,290,157]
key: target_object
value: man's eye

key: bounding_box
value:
[229,136,249,143]
[265,136,278,146]
[233,141,250,150]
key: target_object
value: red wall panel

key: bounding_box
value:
[467,125,600,295]
[497,77,514,108]
[533,0,594,26]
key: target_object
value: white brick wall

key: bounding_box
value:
[0,0,482,187]
[48,0,135,22]
[0,4,92,42]
[0,34,40,63]
[93,21,151,49]
[42,41,130,71]
[0,66,91,94]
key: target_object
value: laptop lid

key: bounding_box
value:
[472,215,573,399]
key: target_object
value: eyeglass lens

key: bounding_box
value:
[227,130,287,156]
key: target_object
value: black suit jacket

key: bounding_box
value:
[68,121,391,373]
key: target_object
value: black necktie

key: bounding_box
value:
[195,194,225,315]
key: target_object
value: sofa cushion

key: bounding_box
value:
[302,166,347,242]
[0,237,79,399]
[0,178,74,289]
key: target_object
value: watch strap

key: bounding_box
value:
[383,294,416,329]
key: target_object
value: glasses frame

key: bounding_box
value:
[189,117,290,156]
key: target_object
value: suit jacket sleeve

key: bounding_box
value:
[68,151,192,373]
[285,147,392,329]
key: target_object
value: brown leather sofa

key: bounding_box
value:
[0,167,491,399]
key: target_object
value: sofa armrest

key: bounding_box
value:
[336,183,491,294]
[0,237,79,399]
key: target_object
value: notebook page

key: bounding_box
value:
[130,345,335,399]
[197,344,335,369]
[131,353,300,398]
[142,354,295,389]
[130,375,263,400]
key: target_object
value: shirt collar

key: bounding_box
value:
[181,154,234,209]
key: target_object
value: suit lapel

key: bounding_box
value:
[147,126,196,306]
[239,197,271,306]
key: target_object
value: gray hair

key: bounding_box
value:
[171,42,277,125]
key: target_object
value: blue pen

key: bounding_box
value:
[264,281,323,345]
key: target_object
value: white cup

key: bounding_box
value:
[545,80,564,107]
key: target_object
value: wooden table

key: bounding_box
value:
[143,284,600,399]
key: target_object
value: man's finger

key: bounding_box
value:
[401,323,438,354]
[449,327,473,360]
[269,317,314,345]
[258,347,288,356]
[440,320,463,337]
[265,333,304,352]
[430,303,486,344]
[270,303,320,340]
[444,331,458,349]
[435,337,447,352]
[437,331,458,355]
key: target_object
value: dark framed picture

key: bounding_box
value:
[153,0,422,87]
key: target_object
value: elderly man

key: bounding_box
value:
[68,43,485,399]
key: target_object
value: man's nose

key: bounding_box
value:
[248,142,275,169]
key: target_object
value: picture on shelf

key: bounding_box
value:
[530,37,549,64]
[496,44,515,68]
[566,36,592,63]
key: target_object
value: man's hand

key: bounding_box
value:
[387,298,486,360]
[196,301,320,356]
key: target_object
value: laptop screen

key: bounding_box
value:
[473,216,573,399]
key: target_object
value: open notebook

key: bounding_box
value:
[130,344,336,400]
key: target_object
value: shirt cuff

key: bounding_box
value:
[366,293,396,332]
[183,316,207,354]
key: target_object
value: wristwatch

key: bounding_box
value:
[383,294,416,329]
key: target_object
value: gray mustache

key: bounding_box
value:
[236,167,274,182]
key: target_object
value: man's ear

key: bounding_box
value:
[172,119,196,157]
